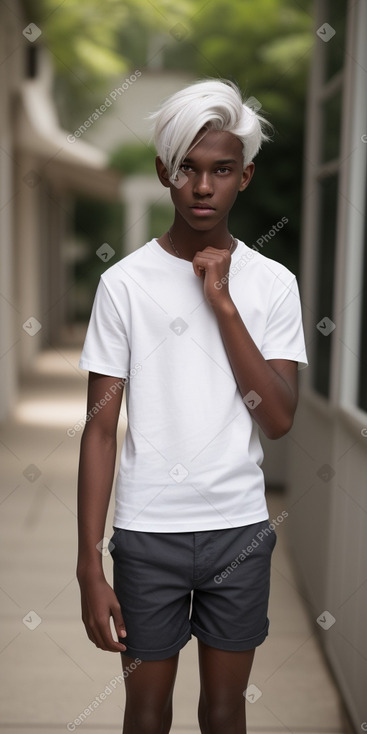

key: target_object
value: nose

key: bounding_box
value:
[193,171,213,196]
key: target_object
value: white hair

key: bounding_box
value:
[148,78,273,181]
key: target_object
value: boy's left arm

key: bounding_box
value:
[193,247,298,440]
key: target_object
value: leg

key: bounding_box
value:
[197,640,255,734]
[122,653,179,734]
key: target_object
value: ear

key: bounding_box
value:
[155,156,171,188]
[239,162,255,192]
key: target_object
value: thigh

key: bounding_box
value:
[122,652,180,708]
[122,653,180,734]
[198,640,255,705]
[197,640,255,733]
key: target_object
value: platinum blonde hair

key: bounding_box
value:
[149,79,273,181]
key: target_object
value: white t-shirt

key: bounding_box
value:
[79,238,308,532]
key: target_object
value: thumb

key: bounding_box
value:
[111,602,126,639]
[193,264,205,278]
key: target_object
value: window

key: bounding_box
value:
[313,175,339,397]
[320,90,342,164]
[311,0,346,397]
[323,0,348,81]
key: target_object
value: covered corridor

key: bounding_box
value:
[0,339,349,733]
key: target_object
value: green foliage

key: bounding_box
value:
[28,0,195,125]
[29,0,192,88]
[72,197,123,320]
[149,204,174,241]
[33,0,128,83]
[29,0,316,278]
[166,0,315,274]
[109,143,157,175]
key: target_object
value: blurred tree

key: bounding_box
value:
[162,0,314,274]
[28,0,192,83]
[109,143,157,175]
[72,197,123,320]
[27,0,315,278]
[25,0,193,124]
[109,0,315,273]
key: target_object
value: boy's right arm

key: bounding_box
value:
[76,372,127,652]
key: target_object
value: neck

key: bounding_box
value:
[168,216,232,261]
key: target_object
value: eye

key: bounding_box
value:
[180,163,193,172]
[216,167,231,174]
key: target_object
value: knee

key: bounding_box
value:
[125,704,172,734]
[199,700,245,734]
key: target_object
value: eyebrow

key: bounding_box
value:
[182,157,238,165]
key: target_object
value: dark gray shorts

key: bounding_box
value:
[110,520,276,661]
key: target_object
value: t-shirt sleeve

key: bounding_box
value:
[261,274,308,370]
[78,277,131,378]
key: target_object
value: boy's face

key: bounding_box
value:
[156,129,254,232]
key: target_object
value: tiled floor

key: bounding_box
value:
[0,347,349,733]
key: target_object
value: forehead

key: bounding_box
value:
[185,129,243,162]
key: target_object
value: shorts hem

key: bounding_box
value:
[119,629,192,661]
[191,618,270,652]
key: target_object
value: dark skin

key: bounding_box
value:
[77,128,298,733]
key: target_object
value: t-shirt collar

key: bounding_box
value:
[148,238,245,270]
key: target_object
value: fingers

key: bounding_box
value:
[193,247,231,276]
[86,613,127,652]
[82,597,127,653]
[192,248,233,306]
[193,262,205,277]
[112,605,127,645]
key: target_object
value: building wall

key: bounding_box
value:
[0,3,124,421]
[287,0,367,727]
[81,69,194,153]
[0,1,25,420]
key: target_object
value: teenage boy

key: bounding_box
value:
[77,79,308,734]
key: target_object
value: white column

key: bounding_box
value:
[121,175,172,255]
[16,153,43,373]
[0,17,17,420]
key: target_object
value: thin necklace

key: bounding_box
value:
[168,229,236,259]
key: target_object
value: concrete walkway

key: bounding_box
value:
[0,344,349,733]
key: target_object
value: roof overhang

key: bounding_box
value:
[14,79,122,201]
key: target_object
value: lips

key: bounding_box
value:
[191,204,215,210]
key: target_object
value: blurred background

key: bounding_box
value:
[0,0,366,732]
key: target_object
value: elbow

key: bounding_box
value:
[263,414,294,440]
[81,422,117,446]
